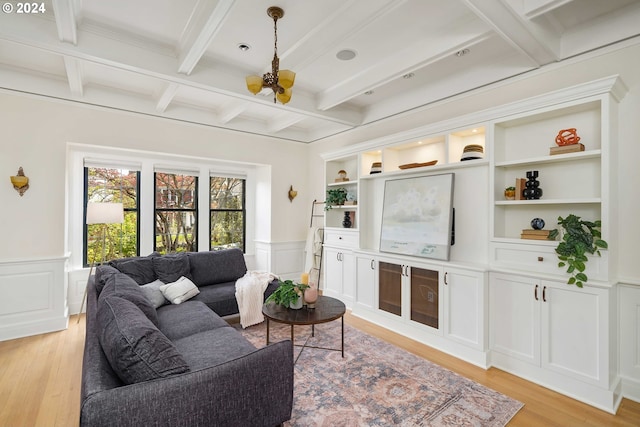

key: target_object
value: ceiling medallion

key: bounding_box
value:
[245,6,295,104]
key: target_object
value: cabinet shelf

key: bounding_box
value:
[495,150,601,168]
[327,181,356,187]
[360,158,488,180]
[495,198,600,205]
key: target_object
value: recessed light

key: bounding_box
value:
[455,49,470,57]
[336,49,357,61]
[472,128,478,133]
[238,43,251,52]
[364,90,374,95]
[403,73,415,79]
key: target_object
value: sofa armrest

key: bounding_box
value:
[80,340,293,427]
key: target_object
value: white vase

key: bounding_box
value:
[290,297,303,309]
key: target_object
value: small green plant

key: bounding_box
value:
[548,214,607,288]
[325,188,347,210]
[265,279,309,307]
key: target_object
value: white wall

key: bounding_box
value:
[0,93,310,261]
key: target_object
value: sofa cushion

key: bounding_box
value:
[100,272,159,327]
[109,254,157,285]
[160,276,200,304]
[153,253,192,283]
[172,327,256,371]
[140,279,167,309]
[97,295,190,385]
[187,249,247,287]
[157,300,229,341]
[94,265,121,295]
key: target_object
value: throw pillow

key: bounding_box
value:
[153,253,192,283]
[140,279,167,309]
[94,265,121,294]
[160,276,200,304]
[109,254,157,285]
[97,295,190,385]
[100,272,160,327]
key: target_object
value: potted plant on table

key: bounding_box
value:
[265,279,309,309]
[548,214,608,288]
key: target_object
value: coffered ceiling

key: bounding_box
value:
[1,0,639,143]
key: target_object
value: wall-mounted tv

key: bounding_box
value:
[380,173,455,260]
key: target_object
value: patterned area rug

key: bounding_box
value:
[237,320,523,426]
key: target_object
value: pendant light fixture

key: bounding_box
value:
[245,6,295,104]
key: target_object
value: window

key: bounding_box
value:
[83,167,140,267]
[210,176,245,251]
[154,172,197,254]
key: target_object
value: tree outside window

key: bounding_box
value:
[155,172,197,254]
[210,177,245,251]
[84,167,139,266]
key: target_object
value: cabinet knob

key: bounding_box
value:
[370,259,375,270]
[534,284,539,301]
[339,236,343,240]
[444,272,448,285]
[538,256,544,262]
[543,286,547,302]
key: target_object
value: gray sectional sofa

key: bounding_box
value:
[80,248,293,427]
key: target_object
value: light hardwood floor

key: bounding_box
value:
[1,313,639,426]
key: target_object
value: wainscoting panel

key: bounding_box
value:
[0,255,69,341]
[254,240,305,281]
[620,283,640,403]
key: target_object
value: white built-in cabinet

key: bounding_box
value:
[320,76,626,412]
[352,251,488,366]
[323,245,355,307]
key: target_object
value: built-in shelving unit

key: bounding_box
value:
[320,76,627,413]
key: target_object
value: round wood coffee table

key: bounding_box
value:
[262,295,346,361]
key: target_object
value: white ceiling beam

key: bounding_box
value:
[317,19,492,111]
[0,14,362,126]
[156,83,179,113]
[177,0,236,75]
[217,101,247,124]
[63,56,83,97]
[51,0,78,45]
[462,0,559,64]
[267,114,304,133]
[521,0,573,19]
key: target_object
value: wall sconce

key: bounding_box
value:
[10,167,29,196]
[288,185,298,202]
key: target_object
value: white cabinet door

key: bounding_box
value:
[355,255,376,309]
[489,273,540,366]
[444,268,485,350]
[342,251,355,304]
[324,247,343,297]
[541,280,609,387]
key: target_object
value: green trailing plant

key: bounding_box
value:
[548,214,607,288]
[265,279,309,307]
[325,187,347,210]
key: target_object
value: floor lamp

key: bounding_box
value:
[78,202,124,322]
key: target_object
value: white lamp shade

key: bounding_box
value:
[86,202,124,225]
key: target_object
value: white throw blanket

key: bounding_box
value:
[235,271,278,329]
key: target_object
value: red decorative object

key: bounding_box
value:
[555,128,581,146]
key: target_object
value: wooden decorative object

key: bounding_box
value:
[288,185,297,202]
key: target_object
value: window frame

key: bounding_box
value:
[82,166,141,267]
[153,171,199,254]
[209,176,246,252]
